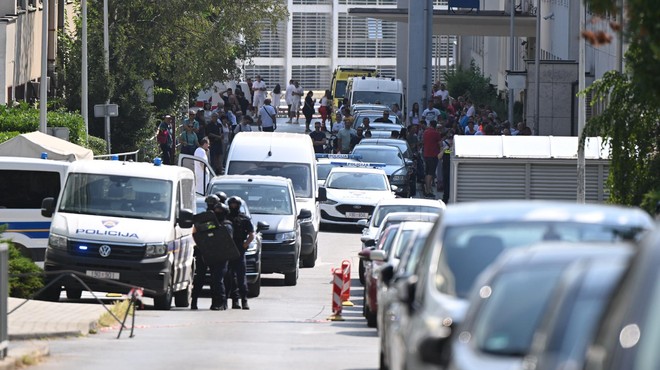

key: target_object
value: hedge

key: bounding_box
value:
[0,102,85,145]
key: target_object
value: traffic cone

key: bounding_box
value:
[341,260,354,306]
[327,268,345,321]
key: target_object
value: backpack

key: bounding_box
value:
[157,129,169,144]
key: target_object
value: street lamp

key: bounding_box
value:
[39,0,48,133]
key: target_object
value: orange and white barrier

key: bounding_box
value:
[340,260,354,306]
[328,267,345,321]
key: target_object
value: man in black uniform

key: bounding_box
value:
[226,196,255,310]
[191,195,233,310]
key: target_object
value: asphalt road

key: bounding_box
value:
[37,226,376,370]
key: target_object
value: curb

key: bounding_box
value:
[0,343,49,370]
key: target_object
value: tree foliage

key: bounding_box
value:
[58,0,288,152]
[444,61,508,119]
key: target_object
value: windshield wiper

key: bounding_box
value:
[480,347,528,357]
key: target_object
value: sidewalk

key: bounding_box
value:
[0,297,107,370]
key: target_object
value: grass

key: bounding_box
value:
[98,300,134,328]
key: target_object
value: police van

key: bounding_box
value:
[0,156,70,264]
[346,76,405,113]
[39,158,197,310]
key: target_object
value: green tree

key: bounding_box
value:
[444,61,508,119]
[58,0,288,153]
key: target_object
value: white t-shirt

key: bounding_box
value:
[258,105,277,128]
[253,80,267,100]
[193,147,209,194]
[434,89,449,102]
[422,107,441,123]
[466,104,475,117]
[285,84,295,105]
[291,86,303,107]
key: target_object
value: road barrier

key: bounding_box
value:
[1,243,8,360]
[327,268,345,321]
[340,260,354,307]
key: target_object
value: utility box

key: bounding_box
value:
[450,136,610,204]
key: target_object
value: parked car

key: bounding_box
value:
[391,200,654,370]
[445,242,632,370]
[584,228,660,370]
[351,144,413,197]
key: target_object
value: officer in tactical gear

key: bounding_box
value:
[226,196,255,310]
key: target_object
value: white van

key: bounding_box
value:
[346,76,405,113]
[0,157,70,263]
[224,132,320,267]
[39,159,197,310]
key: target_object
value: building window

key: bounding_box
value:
[338,13,397,58]
[256,20,286,58]
[293,0,331,4]
[292,65,332,90]
[292,13,332,58]
[243,65,285,88]
[339,0,397,5]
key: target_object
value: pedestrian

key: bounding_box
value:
[191,195,232,311]
[350,127,364,150]
[194,138,210,194]
[195,109,206,141]
[440,129,453,204]
[271,84,282,116]
[206,112,224,173]
[291,81,304,126]
[257,98,278,132]
[285,79,295,123]
[156,119,172,165]
[303,91,316,133]
[320,90,332,127]
[309,121,327,154]
[422,100,441,123]
[374,110,394,123]
[391,103,403,121]
[227,196,255,310]
[234,115,254,134]
[337,117,357,154]
[422,121,442,198]
[252,75,267,113]
[180,120,199,155]
[434,83,449,103]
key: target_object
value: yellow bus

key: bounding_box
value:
[330,66,377,109]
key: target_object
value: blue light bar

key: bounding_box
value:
[330,161,386,168]
[78,245,88,251]
[316,153,363,160]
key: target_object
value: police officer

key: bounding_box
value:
[191,195,232,310]
[226,196,255,310]
[215,191,228,204]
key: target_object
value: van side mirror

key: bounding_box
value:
[363,238,376,247]
[298,209,312,220]
[257,221,269,232]
[357,219,369,227]
[370,249,387,262]
[317,187,327,202]
[41,197,55,218]
[177,209,195,229]
[405,158,414,167]
[358,247,373,260]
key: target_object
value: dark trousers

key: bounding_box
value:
[192,254,228,303]
[442,153,450,203]
[226,254,248,300]
[209,143,222,172]
[160,143,171,165]
[262,126,275,132]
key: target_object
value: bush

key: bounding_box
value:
[6,242,44,298]
[0,102,85,145]
[87,135,108,156]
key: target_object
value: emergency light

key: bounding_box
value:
[316,153,363,160]
[330,161,386,168]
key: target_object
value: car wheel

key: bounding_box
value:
[301,241,317,268]
[380,350,390,370]
[359,260,365,285]
[153,284,173,310]
[173,285,191,308]
[248,276,261,297]
[65,287,82,300]
[36,281,61,302]
[284,264,298,286]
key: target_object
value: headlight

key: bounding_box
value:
[145,244,168,258]
[323,199,338,205]
[276,231,297,242]
[246,240,258,254]
[48,233,68,250]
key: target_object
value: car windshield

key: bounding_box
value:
[352,148,403,166]
[362,140,409,157]
[473,266,566,357]
[378,226,400,251]
[353,91,402,110]
[59,173,172,220]
[438,222,649,298]
[317,164,334,181]
[326,172,388,191]
[392,229,415,258]
[227,161,312,198]
[356,115,402,127]
[373,205,440,227]
[208,183,292,215]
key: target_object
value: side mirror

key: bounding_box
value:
[363,238,376,247]
[177,209,195,229]
[391,185,398,192]
[256,221,269,232]
[357,219,369,227]
[380,264,395,286]
[396,274,418,310]
[405,158,414,167]
[298,209,312,220]
[419,335,451,365]
[317,187,327,202]
[370,249,387,262]
[41,197,56,218]
[358,248,373,260]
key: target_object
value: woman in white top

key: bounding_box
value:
[271,84,282,116]
[408,102,421,125]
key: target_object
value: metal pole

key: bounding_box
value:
[82,0,88,142]
[616,0,624,73]
[39,0,48,133]
[0,243,8,360]
[577,1,586,203]
[103,0,111,154]
[425,0,433,102]
[534,0,541,135]
[508,0,515,125]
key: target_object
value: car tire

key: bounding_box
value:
[153,284,173,310]
[248,276,261,297]
[366,302,377,328]
[301,241,317,268]
[173,285,191,308]
[36,282,61,302]
[284,264,298,286]
[65,287,82,300]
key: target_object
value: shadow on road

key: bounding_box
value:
[321,223,363,234]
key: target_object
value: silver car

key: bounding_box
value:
[390,200,654,370]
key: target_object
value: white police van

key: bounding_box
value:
[0,156,70,264]
[39,158,197,310]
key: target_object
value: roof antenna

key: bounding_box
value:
[268,133,273,157]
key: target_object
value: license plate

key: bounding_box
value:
[346,212,369,219]
[86,270,120,280]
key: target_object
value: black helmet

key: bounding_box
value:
[227,196,243,208]
[215,191,228,204]
[213,202,229,214]
[205,194,219,206]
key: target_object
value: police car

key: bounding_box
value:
[316,153,361,187]
[318,162,396,226]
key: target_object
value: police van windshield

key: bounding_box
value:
[59,173,172,221]
[209,183,293,216]
[227,161,312,198]
[352,91,402,109]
